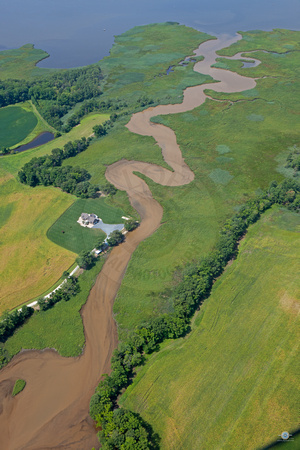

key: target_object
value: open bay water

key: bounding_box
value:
[0,0,300,68]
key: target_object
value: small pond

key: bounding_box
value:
[14,132,55,152]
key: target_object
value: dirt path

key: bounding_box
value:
[0,35,259,449]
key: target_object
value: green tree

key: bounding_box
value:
[125,219,138,232]
[107,230,124,247]
[76,250,95,269]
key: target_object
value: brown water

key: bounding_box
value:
[0,35,259,449]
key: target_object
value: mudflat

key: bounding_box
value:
[0,35,259,448]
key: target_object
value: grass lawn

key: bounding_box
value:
[47,197,124,254]
[120,207,300,450]
[0,105,37,148]
[4,257,106,358]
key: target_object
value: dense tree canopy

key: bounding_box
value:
[18,137,99,198]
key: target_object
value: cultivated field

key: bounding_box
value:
[0,170,75,312]
[0,105,37,148]
[0,101,55,150]
[120,207,300,449]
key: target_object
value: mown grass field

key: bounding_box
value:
[47,198,124,254]
[120,207,300,450]
[3,257,106,358]
[0,105,37,148]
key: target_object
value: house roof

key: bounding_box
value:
[80,213,98,223]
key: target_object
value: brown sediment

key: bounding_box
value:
[0,35,259,449]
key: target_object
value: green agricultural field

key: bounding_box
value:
[47,198,124,254]
[4,257,106,358]
[0,105,37,148]
[0,101,54,150]
[120,207,300,450]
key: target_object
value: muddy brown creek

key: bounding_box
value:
[0,35,259,449]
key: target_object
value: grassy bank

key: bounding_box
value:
[120,207,300,449]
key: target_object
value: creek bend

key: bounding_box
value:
[0,35,259,449]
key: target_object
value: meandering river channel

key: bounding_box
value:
[0,35,259,449]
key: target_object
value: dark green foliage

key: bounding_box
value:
[37,276,80,311]
[0,346,8,368]
[107,230,124,247]
[93,124,107,138]
[90,178,300,449]
[0,66,103,130]
[76,251,95,269]
[0,306,34,343]
[124,219,139,232]
[100,183,117,196]
[285,146,300,174]
[18,137,99,197]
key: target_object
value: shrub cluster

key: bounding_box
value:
[0,306,34,343]
[37,276,80,311]
[18,137,99,197]
[90,178,300,448]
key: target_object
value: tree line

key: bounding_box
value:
[0,306,34,345]
[37,276,80,311]
[89,178,300,449]
[17,137,100,198]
